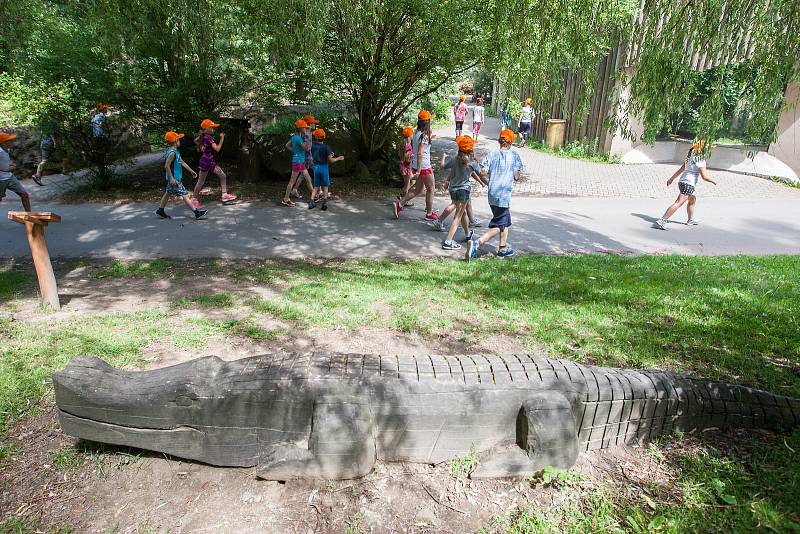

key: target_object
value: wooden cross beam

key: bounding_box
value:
[7,211,62,309]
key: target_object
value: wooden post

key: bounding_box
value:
[7,211,62,309]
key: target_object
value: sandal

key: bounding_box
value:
[281,199,296,207]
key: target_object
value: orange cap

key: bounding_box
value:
[525,98,532,104]
[499,129,516,143]
[164,131,185,143]
[96,103,110,111]
[459,95,466,101]
[456,136,475,153]
[295,119,310,129]
[303,115,320,124]
[402,127,413,138]
[692,139,706,152]
[0,132,18,143]
[418,110,431,121]
[312,128,326,139]
[200,119,220,129]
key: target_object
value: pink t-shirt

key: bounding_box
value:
[454,102,468,121]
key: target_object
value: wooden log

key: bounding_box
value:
[7,211,61,309]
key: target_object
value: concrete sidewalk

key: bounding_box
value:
[2,197,798,259]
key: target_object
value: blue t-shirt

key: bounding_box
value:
[311,142,333,166]
[91,113,106,137]
[481,148,522,208]
[290,134,306,163]
[164,147,182,181]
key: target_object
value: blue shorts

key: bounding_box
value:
[488,205,512,230]
[449,188,470,202]
[166,181,188,197]
[313,165,331,188]
[518,122,531,135]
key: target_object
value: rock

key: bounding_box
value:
[415,506,437,526]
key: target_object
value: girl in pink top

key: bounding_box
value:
[398,127,414,201]
[453,95,468,137]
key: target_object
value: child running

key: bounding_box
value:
[454,95,469,137]
[193,118,237,207]
[431,138,486,232]
[466,129,522,260]
[308,128,344,210]
[517,98,534,148]
[0,132,32,211]
[32,132,55,186]
[291,114,320,200]
[398,127,414,202]
[282,119,313,207]
[393,110,439,221]
[156,131,206,219]
[440,136,481,250]
[472,97,484,140]
[653,140,716,230]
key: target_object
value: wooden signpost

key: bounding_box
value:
[7,211,62,309]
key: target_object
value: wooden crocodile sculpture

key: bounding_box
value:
[53,353,800,480]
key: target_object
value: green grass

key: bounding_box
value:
[176,292,234,308]
[448,446,479,479]
[51,447,83,471]
[94,259,173,279]
[0,519,74,534]
[234,256,800,396]
[0,442,17,461]
[482,429,800,533]
[0,262,34,305]
[527,139,621,163]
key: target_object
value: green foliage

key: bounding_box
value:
[0,519,74,534]
[0,442,18,461]
[448,446,479,479]
[539,466,582,487]
[528,138,621,163]
[94,260,173,279]
[176,293,235,309]
[51,447,83,472]
[431,99,454,125]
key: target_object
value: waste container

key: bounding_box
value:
[545,119,567,151]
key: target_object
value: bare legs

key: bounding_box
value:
[660,193,691,221]
[398,172,436,215]
[445,202,469,242]
[284,170,311,204]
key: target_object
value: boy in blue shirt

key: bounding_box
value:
[466,129,522,260]
[308,128,344,210]
[155,131,206,219]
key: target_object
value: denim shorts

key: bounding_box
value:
[488,204,512,230]
[313,165,331,188]
[449,188,470,203]
[0,175,26,199]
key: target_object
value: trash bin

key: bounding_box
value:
[546,119,567,151]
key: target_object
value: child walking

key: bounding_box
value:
[308,128,344,210]
[193,118,237,207]
[440,136,481,250]
[454,95,469,137]
[291,114,320,200]
[517,98,534,148]
[398,127,414,201]
[653,141,717,230]
[472,97,485,140]
[32,132,55,186]
[0,132,32,211]
[156,131,206,219]
[282,119,313,207]
[393,110,439,221]
[466,129,522,260]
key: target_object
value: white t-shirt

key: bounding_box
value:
[0,147,13,181]
[473,105,485,123]
[520,105,534,123]
[679,153,707,187]
[411,130,431,170]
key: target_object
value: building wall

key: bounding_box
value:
[768,80,800,178]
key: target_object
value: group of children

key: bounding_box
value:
[453,95,485,140]
[282,115,344,210]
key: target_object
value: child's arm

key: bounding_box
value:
[443,169,452,189]
[165,153,178,186]
[666,164,685,186]
[211,133,225,152]
[328,154,345,163]
[513,170,522,182]
[285,138,293,151]
[699,167,717,185]
[440,153,448,166]
[180,160,198,179]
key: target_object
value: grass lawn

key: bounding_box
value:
[1,255,798,532]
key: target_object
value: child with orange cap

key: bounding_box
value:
[393,110,439,221]
[291,114,320,200]
[0,132,32,211]
[282,119,313,207]
[517,98,535,148]
[308,128,344,210]
[454,95,469,137]
[91,104,110,138]
[193,118,237,207]
[156,131,206,219]
[653,140,716,230]
[398,127,415,201]
[439,136,482,250]
[472,97,485,140]
[466,129,522,260]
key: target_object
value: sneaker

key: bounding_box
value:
[194,209,207,219]
[653,218,667,230]
[191,198,202,209]
[496,246,515,258]
[32,174,43,186]
[442,240,462,250]
[308,199,316,209]
[424,211,440,221]
[221,193,237,202]
[429,220,445,232]
[321,200,328,211]
[463,229,475,242]
[468,219,482,228]
[687,219,699,226]
[155,208,171,219]
[465,239,478,261]
[392,201,402,219]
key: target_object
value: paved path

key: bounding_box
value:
[2,197,799,258]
